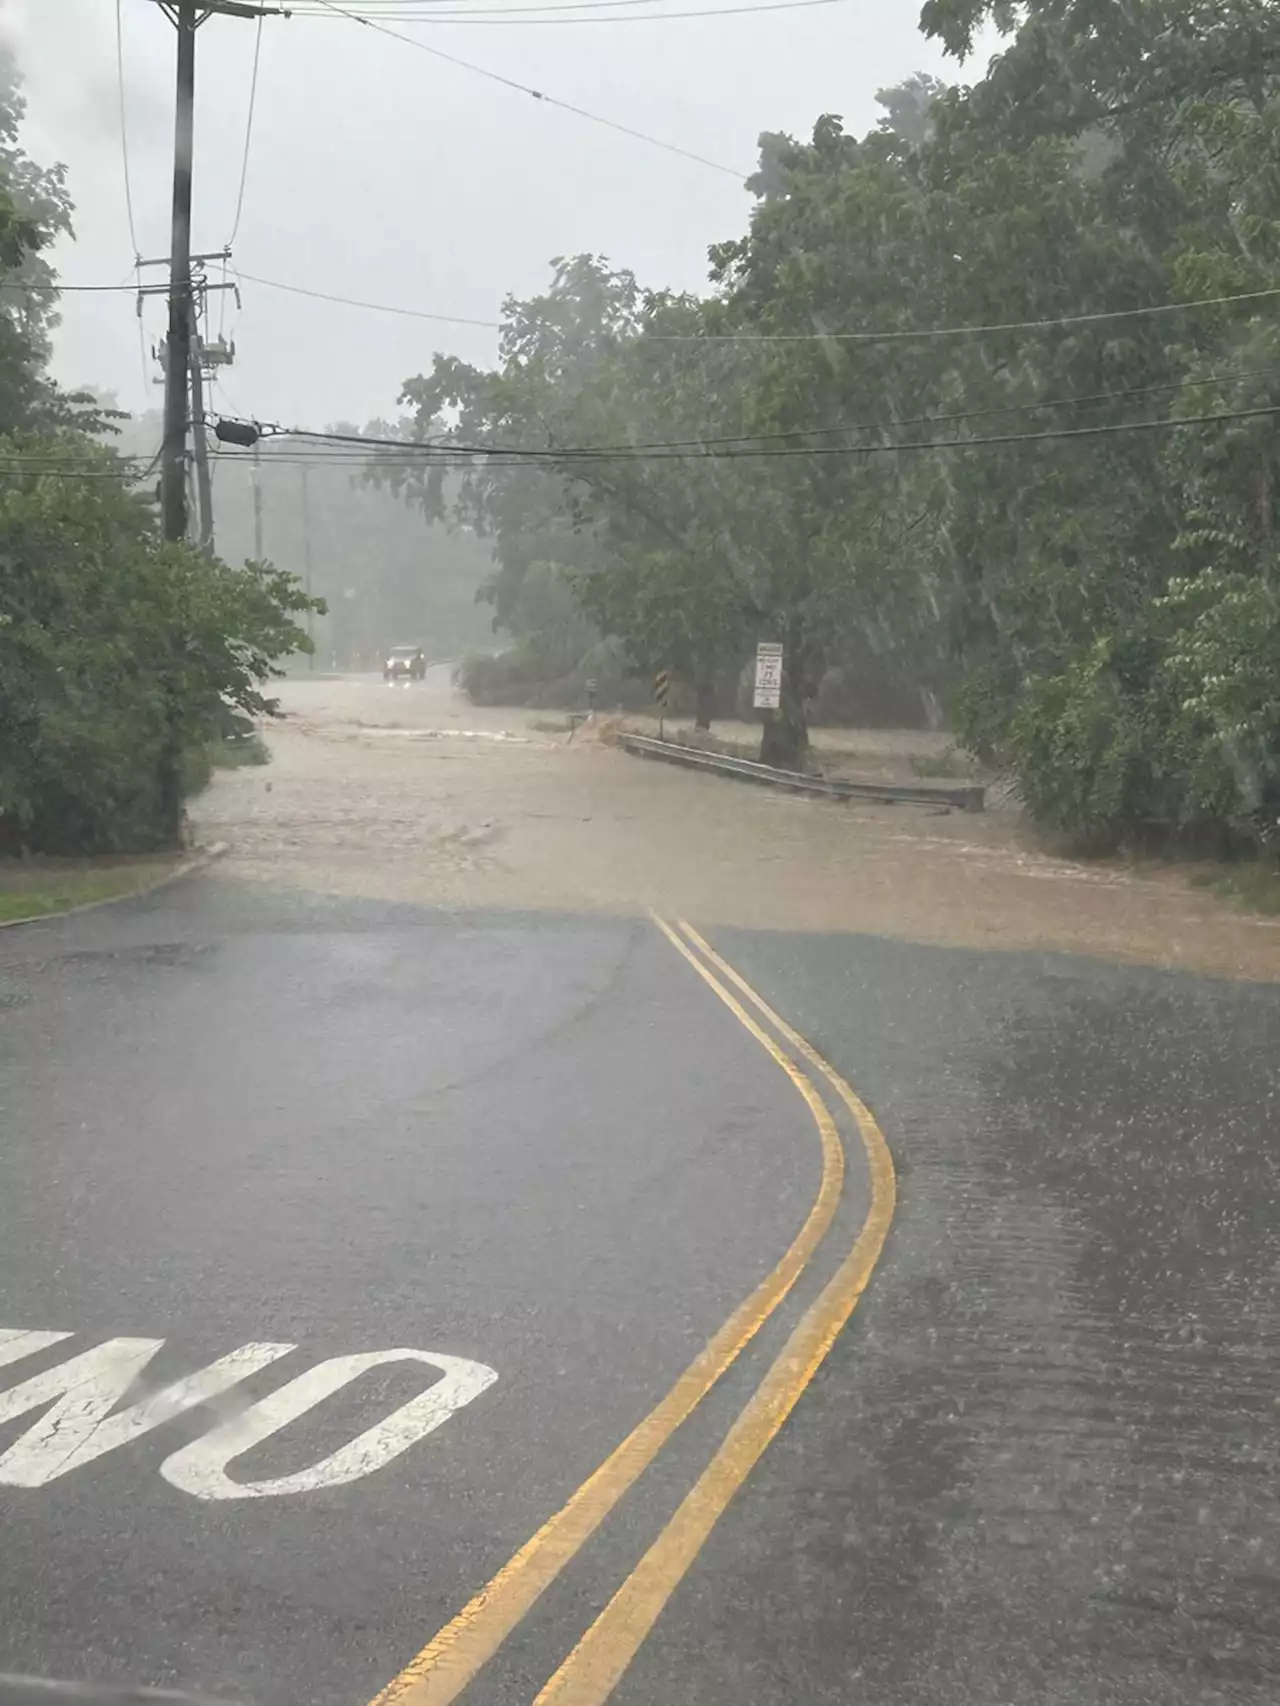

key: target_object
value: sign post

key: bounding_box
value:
[653,668,671,741]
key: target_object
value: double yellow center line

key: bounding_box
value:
[368,916,896,1706]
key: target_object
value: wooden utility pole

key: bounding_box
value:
[252,439,264,559]
[189,343,215,551]
[148,0,282,841]
[300,463,315,667]
[153,1,283,542]
[160,0,196,543]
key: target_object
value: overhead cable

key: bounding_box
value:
[532,364,1280,450]
[290,0,848,21]
[219,402,1280,463]
[114,0,141,259]
[643,285,1280,341]
[10,276,1280,345]
[233,270,504,326]
[256,370,1280,454]
[226,3,267,247]
[306,0,748,178]
[294,364,1280,455]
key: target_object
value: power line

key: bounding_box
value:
[233,365,1280,456]
[292,0,759,9]
[0,281,140,293]
[274,363,1278,458]
[114,0,141,259]
[232,401,1280,462]
[292,0,848,20]
[0,273,503,328]
[644,285,1280,342]
[0,471,158,483]
[0,462,154,479]
[0,446,152,464]
[226,3,266,247]
[29,271,1274,345]
[12,275,1280,346]
[232,269,503,326]
[295,0,829,10]
[542,363,1280,451]
[306,0,748,178]
[247,278,1280,344]
[292,0,703,6]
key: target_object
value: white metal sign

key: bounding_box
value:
[753,641,783,710]
[0,1328,497,1498]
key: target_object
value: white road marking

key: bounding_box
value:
[0,1337,295,1487]
[0,1329,73,1370]
[159,1347,499,1499]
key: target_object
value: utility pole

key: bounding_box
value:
[152,1,284,541]
[252,439,264,559]
[189,342,215,552]
[159,0,196,544]
[300,463,315,668]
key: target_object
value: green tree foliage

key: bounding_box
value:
[379,4,1280,842]
[392,256,643,624]
[0,64,319,855]
[111,412,495,669]
[910,0,1280,850]
[0,436,320,853]
[0,49,114,440]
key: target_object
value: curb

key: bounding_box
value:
[0,841,230,931]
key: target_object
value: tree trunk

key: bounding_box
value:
[694,679,714,731]
[758,652,809,770]
[156,696,186,849]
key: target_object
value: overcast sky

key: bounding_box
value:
[6,0,978,428]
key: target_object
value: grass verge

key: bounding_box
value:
[1189,860,1280,917]
[0,856,186,924]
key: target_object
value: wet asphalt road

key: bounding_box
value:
[2,876,1279,1705]
[633,929,1280,1706]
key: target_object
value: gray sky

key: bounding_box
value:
[7,0,972,428]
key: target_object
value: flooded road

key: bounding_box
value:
[195,672,1280,981]
[2,670,1277,1706]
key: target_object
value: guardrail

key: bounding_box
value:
[617,732,985,812]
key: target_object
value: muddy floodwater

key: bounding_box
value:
[192,670,1280,982]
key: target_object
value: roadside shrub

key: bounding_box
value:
[458,635,648,709]
[1003,644,1156,854]
[0,434,318,853]
[972,569,1280,856]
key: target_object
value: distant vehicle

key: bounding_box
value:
[384,646,427,683]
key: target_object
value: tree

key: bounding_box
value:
[0,53,321,856]
[917,0,1280,851]
[698,116,960,762]
[0,436,320,853]
[368,2,1280,846]
[383,257,654,706]
[875,73,949,147]
[0,51,114,439]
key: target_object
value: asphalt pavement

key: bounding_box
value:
[2,874,1278,1706]
[624,928,1280,1706]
